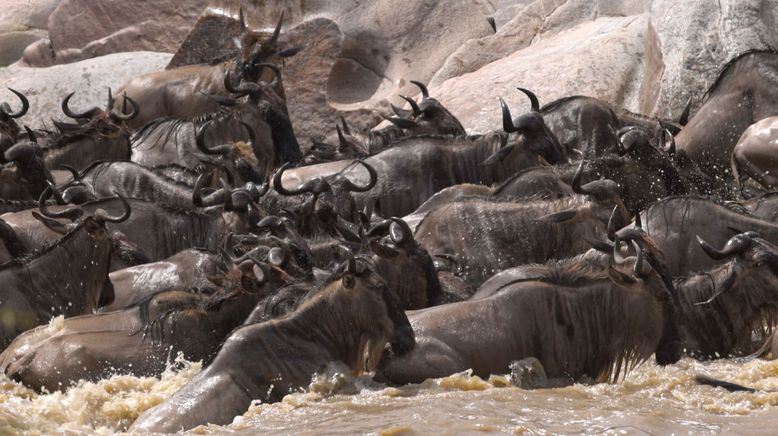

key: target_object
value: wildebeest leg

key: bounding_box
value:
[377,337,467,385]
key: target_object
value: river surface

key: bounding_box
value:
[2,352,778,435]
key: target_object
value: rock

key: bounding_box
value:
[433,15,648,133]
[166,12,241,69]
[0,0,63,32]
[0,51,172,128]
[642,0,778,119]
[40,0,208,66]
[0,30,46,66]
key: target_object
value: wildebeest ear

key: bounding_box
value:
[607,266,637,287]
[278,46,303,58]
[31,211,69,234]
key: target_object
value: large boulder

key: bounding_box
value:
[0,0,64,66]
[27,0,209,66]
[431,15,649,134]
[0,51,172,128]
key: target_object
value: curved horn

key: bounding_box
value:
[410,81,429,99]
[256,62,281,88]
[389,218,413,244]
[110,94,139,121]
[617,126,640,137]
[38,184,83,220]
[61,92,101,119]
[58,164,81,183]
[679,96,692,126]
[664,129,676,156]
[381,113,418,129]
[220,177,234,211]
[193,173,226,207]
[238,7,247,32]
[571,159,585,194]
[223,69,259,95]
[399,95,421,116]
[336,125,348,148]
[696,234,753,261]
[94,193,132,223]
[340,117,351,135]
[367,219,392,238]
[517,87,540,112]
[1,88,29,118]
[24,126,36,144]
[499,98,517,133]
[106,88,114,109]
[273,162,307,196]
[240,121,257,148]
[342,160,377,193]
[632,240,651,278]
[196,121,232,156]
[269,12,284,46]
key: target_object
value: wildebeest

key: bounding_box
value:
[378,248,680,386]
[382,81,466,137]
[129,256,414,433]
[0,203,126,348]
[113,12,299,129]
[676,49,778,186]
[0,254,283,392]
[40,90,138,171]
[636,196,778,275]
[0,131,54,201]
[0,88,29,156]
[731,116,778,190]
[674,232,778,359]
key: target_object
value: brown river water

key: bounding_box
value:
[3,348,778,435]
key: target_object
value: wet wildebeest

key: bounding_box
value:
[0,88,29,157]
[113,12,299,129]
[0,253,286,392]
[635,196,778,275]
[676,49,778,187]
[674,232,778,359]
[378,247,680,386]
[129,256,414,433]
[413,170,626,286]
[0,202,127,348]
[1,185,261,265]
[0,130,54,201]
[731,116,778,190]
[538,95,690,159]
[101,248,224,312]
[269,160,376,238]
[40,90,138,172]
[278,107,562,218]
[131,66,300,177]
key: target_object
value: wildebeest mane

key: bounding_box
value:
[539,95,589,112]
[703,48,778,101]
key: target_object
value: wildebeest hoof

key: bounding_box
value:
[509,357,547,389]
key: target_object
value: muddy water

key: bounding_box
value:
[2,356,778,435]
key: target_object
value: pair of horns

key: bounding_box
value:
[273,160,377,196]
[500,87,540,133]
[62,90,138,121]
[239,9,284,46]
[38,183,131,223]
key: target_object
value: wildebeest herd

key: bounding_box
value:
[1,10,778,432]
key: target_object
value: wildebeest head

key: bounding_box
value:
[320,255,415,362]
[382,81,466,137]
[492,88,567,165]
[273,160,377,239]
[232,11,301,88]
[192,173,269,236]
[195,119,264,184]
[0,88,29,156]
[368,217,443,309]
[33,184,132,234]
[59,89,139,138]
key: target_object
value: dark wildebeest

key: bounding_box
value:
[40,90,138,172]
[382,81,466,137]
[0,254,287,392]
[676,50,778,187]
[129,256,414,433]
[131,66,300,177]
[0,88,29,157]
[0,131,54,201]
[731,116,778,190]
[635,196,778,275]
[113,12,299,129]
[538,94,690,159]
[0,203,126,348]
[378,247,680,386]
[673,232,778,359]
[413,169,626,286]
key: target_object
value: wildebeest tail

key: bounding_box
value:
[694,375,756,392]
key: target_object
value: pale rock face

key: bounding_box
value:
[0,51,172,128]
[432,15,648,134]
[0,0,63,66]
